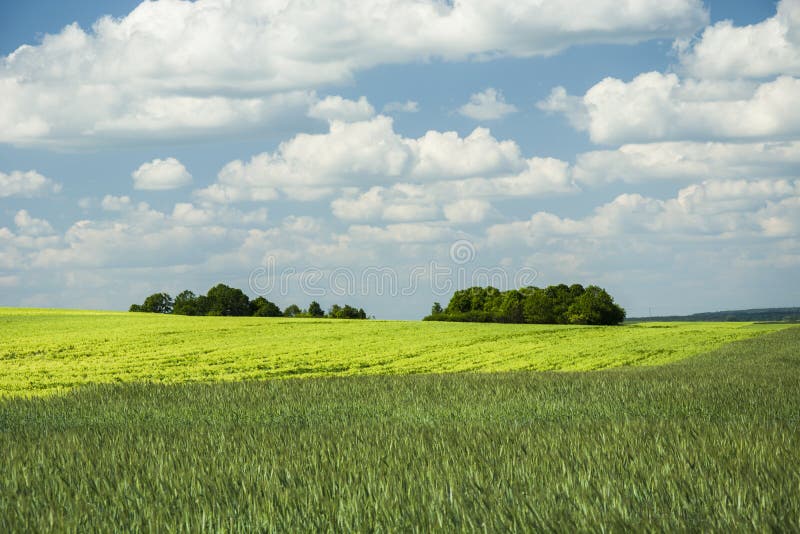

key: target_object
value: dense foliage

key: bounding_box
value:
[129,283,367,319]
[0,309,788,396]
[425,284,626,325]
[1,328,798,530]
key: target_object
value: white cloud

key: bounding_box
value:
[0,0,707,147]
[487,178,800,247]
[307,96,375,122]
[132,157,192,191]
[331,185,440,222]
[443,199,492,223]
[348,222,455,244]
[0,170,61,198]
[458,88,518,120]
[197,116,412,202]
[101,195,132,211]
[198,117,574,206]
[14,210,54,237]
[328,156,574,223]
[573,140,800,185]
[540,73,800,144]
[192,115,576,226]
[382,101,419,114]
[409,127,524,179]
[28,201,235,270]
[677,0,800,80]
[282,216,323,234]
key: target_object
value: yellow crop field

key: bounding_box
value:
[0,308,790,397]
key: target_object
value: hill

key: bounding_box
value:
[627,307,800,323]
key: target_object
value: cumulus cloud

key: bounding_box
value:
[677,0,800,80]
[0,0,707,147]
[540,73,800,144]
[14,210,55,236]
[443,199,492,223]
[331,185,440,222]
[0,170,61,198]
[132,157,192,191]
[197,116,574,206]
[348,222,455,244]
[573,140,800,185]
[307,96,375,122]
[328,155,574,223]
[25,200,267,271]
[458,88,518,120]
[487,178,800,247]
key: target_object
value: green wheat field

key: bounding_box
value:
[1,308,799,530]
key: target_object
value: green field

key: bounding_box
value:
[1,309,798,530]
[0,308,791,396]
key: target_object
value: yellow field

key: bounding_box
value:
[0,308,790,396]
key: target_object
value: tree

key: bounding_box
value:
[446,289,472,314]
[566,286,626,325]
[205,284,250,316]
[141,292,173,314]
[129,304,143,312]
[328,304,367,319]
[523,290,556,324]
[429,284,625,326]
[498,290,524,323]
[173,290,200,316]
[251,297,282,317]
[308,301,324,318]
[283,304,302,317]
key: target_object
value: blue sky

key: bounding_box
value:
[1,0,797,318]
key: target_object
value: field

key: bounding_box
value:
[0,309,799,530]
[0,308,791,396]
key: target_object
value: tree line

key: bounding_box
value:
[129,283,368,319]
[424,284,625,325]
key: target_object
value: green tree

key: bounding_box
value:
[446,289,472,314]
[251,297,282,317]
[283,304,302,317]
[566,285,626,325]
[429,284,624,325]
[523,289,556,324]
[172,290,200,316]
[498,290,525,323]
[308,301,324,318]
[141,292,173,314]
[205,284,251,316]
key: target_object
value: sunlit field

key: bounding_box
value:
[0,308,791,396]
[1,326,798,530]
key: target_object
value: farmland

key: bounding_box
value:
[0,319,798,530]
[0,308,791,396]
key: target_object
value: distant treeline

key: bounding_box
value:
[129,284,368,319]
[425,284,625,326]
[628,307,800,323]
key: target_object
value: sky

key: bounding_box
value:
[0,0,797,319]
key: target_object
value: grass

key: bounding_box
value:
[0,325,798,531]
[0,307,792,396]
